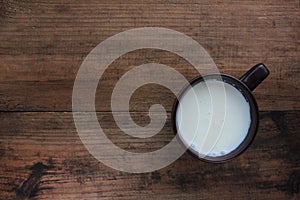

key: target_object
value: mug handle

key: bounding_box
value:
[239,63,270,91]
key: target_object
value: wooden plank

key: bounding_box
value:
[0,1,299,111]
[0,111,299,199]
[0,0,299,199]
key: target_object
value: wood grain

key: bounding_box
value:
[0,0,299,111]
[0,111,299,199]
[0,0,299,199]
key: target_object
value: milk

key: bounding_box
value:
[176,79,251,157]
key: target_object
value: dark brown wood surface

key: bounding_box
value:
[0,0,299,199]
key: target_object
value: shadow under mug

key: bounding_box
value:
[172,63,270,163]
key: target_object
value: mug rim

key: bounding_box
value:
[171,73,259,163]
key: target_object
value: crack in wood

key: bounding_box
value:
[15,162,53,199]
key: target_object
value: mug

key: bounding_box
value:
[172,63,270,162]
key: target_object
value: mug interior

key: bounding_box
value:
[172,74,259,162]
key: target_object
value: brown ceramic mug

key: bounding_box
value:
[172,63,270,162]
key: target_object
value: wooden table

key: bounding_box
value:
[0,0,299,199]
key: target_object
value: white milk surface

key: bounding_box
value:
[176,79,251,157]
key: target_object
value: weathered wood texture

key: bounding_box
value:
[0,0,299,111]
[0,0,299,199]
[0,111,299,199]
